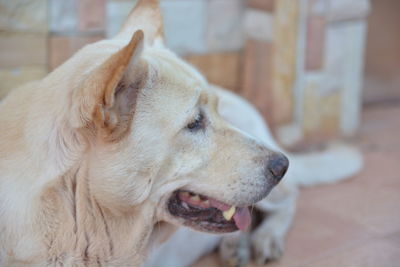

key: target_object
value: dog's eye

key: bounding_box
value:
[187,113,204,131]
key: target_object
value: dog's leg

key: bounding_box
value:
[250,182,298,264]
[219,231,251,267]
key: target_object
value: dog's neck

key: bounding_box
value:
[0,88,161,266]
[36,162,158,266]
[1,159,158,266]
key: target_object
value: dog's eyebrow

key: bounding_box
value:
[188,91,207,113]
[199,92,208,105]
[186,87,202,108]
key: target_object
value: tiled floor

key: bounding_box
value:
[195,103,400,267]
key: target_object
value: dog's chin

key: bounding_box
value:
[164,190,253,234]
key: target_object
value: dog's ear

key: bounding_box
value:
[117,0,164,45]
[72,30,146,142]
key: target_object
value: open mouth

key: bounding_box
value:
[167,190,252,233]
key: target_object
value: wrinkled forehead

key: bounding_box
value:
[142,47,211,109]
[116,45,219,133]
[144,47,207,85]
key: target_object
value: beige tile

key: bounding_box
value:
[49,0,78,33]
[241,39,275,126]
[271,0,298,125]
[49,35,104,70]
[244,9,274,42]
[206,0,243,51]
[303,77,322,135]
[0,66,47,99]
[327,0,370,22]
[185,52,241,93]
[247,0,275,12]
[311,20,367,137]
[302,72,342,141]
[0,0,47,33]
[319,91,340,137]
[0,32,47,68]
[334,22,367,137]
[305,15,326,70]
[77,0,106,31]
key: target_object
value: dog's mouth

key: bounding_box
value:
[167,190,251,233]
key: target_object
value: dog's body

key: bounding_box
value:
[0,1,361,266]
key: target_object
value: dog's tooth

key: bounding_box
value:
[202,200,210,207]
[223,206,236,221]
[182,202,190,210]
[191,195,200,202]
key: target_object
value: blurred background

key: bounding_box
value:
[0,0,399,266]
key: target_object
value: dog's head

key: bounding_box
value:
[57,0,288,233]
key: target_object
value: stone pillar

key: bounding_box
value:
[241,0,276,125]
[296,0,370,145]
[243,0,370,148]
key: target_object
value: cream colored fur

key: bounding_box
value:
[0,0,288,266]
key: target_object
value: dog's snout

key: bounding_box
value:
[266,153,289,181]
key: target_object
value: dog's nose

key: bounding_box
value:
[267,153,289,181]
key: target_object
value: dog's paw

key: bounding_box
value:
[251,233,284,265]
[219,233,250,267]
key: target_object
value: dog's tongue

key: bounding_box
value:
[209,199,251,231]
[232,207,251,231]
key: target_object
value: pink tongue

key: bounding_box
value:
[209,199,251,231]
[233,207,251,231]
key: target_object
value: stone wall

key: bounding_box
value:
[0,0,370,148]
[0,0,48,98]
[242,0,370,148]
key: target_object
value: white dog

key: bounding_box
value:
[0,0,362,266]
